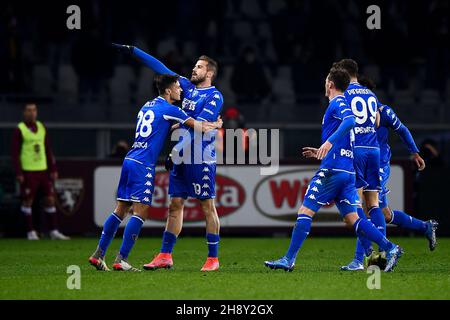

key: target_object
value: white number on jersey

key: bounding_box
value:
[351,96,377,125]
[136,110,155,138]
[192,183,202,195]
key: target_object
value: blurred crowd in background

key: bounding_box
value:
[0,0,449,162]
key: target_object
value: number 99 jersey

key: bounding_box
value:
[344,82,380,148]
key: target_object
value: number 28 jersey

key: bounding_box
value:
[344,82,380,148]
[125,97,191,167]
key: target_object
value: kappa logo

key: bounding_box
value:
[209,100,216,106]
[214,94,220,99]
[202,183,210,188]
[202,191,209,197]
[318,172,325,177]
[200,94,207,98]
[308,194,316,200]
[339,103,346,107]
[311,186,319,192]
[145,173,153,178]
[202,167,210,172]
[144,189,151,194]
[315,179,322,185]
[143,197,150,202]
[145,181,152,186]
[202,175,210,181]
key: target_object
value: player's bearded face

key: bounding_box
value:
[190,61,208,84]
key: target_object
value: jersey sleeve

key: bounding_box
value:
[163,104,191,124]
[178,76,195,92]
[381,105,420,154]
[196,91,224,122]
[380,105,402,130]
[333,96,354,120]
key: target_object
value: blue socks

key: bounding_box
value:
[119,215,144,259]
[354,218,394,252]
[206,233,220,258]
[354,207,373,262]
[286,214,312,261]
[161,231,177,254]
[390,210,427,233]
[98,212,122,257]
[368,206,386,236]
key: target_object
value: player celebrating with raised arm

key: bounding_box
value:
[264,68,403,273]
[112,43,224,272]
[88,74,220,271]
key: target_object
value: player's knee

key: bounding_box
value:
[114,201,132,218]
[200,200,217,217]
[169,198,184,214]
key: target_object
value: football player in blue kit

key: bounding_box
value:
[343,77,438,270]
[88,74,221,271]
[334,59,391,271]
[264,68,403,272]
[111,43,223,271]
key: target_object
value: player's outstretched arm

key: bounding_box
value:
[112,43,176,75]
[183,118,221,132]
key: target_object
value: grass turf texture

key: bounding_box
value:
[0,237,449,300]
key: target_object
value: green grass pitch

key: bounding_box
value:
[0,237,449,300]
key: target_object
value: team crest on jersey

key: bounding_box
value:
[54,178,84,216]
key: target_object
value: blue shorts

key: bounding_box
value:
[354,147,381,192]
[378,163,390,209]
[302,169,360,216]
[168,162,216,200]
[116,158,155,206]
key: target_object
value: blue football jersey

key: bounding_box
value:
[175,76,224,162]
[377,104,419,167]
[320,94,356,173]
[125,97,191,167]
[344,82,380,148]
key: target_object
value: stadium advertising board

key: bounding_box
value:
[94,165,404,227]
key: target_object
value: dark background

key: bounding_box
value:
[0,0,449,235]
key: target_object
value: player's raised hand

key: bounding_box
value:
[316,141,333,160]
[412,153,426,171]
[111,43,134,54]
[302,147,319,159]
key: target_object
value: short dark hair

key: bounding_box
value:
[24,102,37,110]
[357,75,376,90]
[334,59,358,77]
[154,74,179,95]
[198,55,218,81]
[328,67,350,92]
